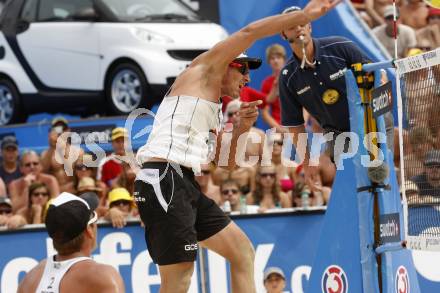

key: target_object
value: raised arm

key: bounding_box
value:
[195,0,340,72]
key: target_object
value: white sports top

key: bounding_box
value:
[35,256,91,293]
[136,95,223,173]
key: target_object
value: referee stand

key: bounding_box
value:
[306,61,420,292]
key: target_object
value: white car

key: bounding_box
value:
[0,0,228,125]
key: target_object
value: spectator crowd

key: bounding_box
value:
[2,3,439,229]
[351,0,439,58]
[0,42,338,231]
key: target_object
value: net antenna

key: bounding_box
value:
[395,48,440,251]
[392,0,398,60]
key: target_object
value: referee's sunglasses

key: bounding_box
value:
[229,62,249,75]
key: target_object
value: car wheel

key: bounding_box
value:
[0,79,24,125]
[106,63,148,115]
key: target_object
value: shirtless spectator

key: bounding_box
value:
[0,136,21,187]
[373,6,417,58]
[400,0,429,30]
[212,165,256,196]
[261,44,285,133]
[365,0,395,27]
[263,133,298,193]
[417,8,440,51]
[40,117,83,190]
[195,164,221,205]
[98,127,130,187]
[9,150,59,212]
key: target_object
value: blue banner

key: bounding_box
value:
[0,212,439,292]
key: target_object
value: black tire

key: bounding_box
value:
[0,78,26,125]
[105,62,149,116]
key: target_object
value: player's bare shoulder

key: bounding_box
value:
[70,260,125,293]
[169,52,224,100]
[17,260,47,293]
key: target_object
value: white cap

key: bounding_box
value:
[263,267,285,281]
[233,54,262,70]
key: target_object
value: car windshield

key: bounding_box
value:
[100,0,200,22]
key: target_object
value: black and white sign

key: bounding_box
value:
[70,124,116,144]
[371,81,393,118]
[379,213,400,243]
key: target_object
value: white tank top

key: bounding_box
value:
[136,95,223,173]
[35,255,91,293]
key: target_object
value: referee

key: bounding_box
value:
[278,6,394,184]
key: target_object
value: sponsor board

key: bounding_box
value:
[396,265,410,293]
[380,213,401,243]
[372,81,392,118]
[70,124,116,144]
[321,265,348,293]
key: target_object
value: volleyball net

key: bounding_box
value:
[396,47,440,250]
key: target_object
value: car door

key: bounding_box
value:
[16,0,101,91]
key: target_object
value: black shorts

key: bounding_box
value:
[134,162,231,265]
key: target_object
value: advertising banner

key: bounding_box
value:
[0,212,439,292]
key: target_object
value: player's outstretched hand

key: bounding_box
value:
[303,0,342,21]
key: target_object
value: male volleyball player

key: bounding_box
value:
[17,192,124,293]
[134,1,340,292]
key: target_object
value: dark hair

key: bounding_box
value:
[53,232,85,255]
[116,162,135,195]
[27,182,49,223]
[73,155,97,190]
[29,182,47,195]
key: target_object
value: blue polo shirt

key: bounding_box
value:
[279,36,370,132]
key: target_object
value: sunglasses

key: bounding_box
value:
[24,161,39,167]
[221,189,239,195]
[229,62,249,75]
[260,173,276,178]
[0,208,12,215]
[201,170,211,175]
[111,200,131,206]
[75,164,91,171]
[32,192,49,197]
[274,140,283,146]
